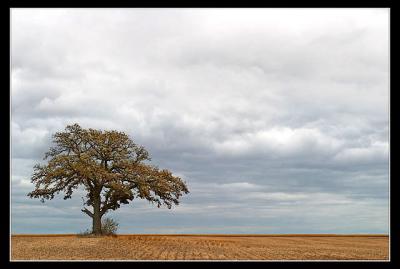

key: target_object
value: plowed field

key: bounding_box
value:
[11,234,389,260]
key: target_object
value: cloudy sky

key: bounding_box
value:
[11,8,389,234]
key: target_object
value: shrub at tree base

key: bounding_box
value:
[101,217,119,235]
[78,218,119,237]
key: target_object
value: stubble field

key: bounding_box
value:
[11,234,389,261]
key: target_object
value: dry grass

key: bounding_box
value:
[11,234,389,261]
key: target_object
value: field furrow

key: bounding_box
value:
[11,235,389,260]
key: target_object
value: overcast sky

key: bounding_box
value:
[11,8,389,234]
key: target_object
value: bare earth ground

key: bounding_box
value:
[11,234,389,261]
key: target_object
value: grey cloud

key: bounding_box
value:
[11,8,389,234]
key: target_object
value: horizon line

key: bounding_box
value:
[11,233,389,237]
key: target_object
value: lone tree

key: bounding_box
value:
[28,123,189,235]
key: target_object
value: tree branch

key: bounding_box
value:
[81,207,94,217]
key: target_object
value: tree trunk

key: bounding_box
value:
[92,191,102,235]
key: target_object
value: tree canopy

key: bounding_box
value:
[28,123,189,234]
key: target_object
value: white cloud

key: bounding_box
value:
[213,127,344,158]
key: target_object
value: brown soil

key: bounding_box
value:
[11,234,389,260]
